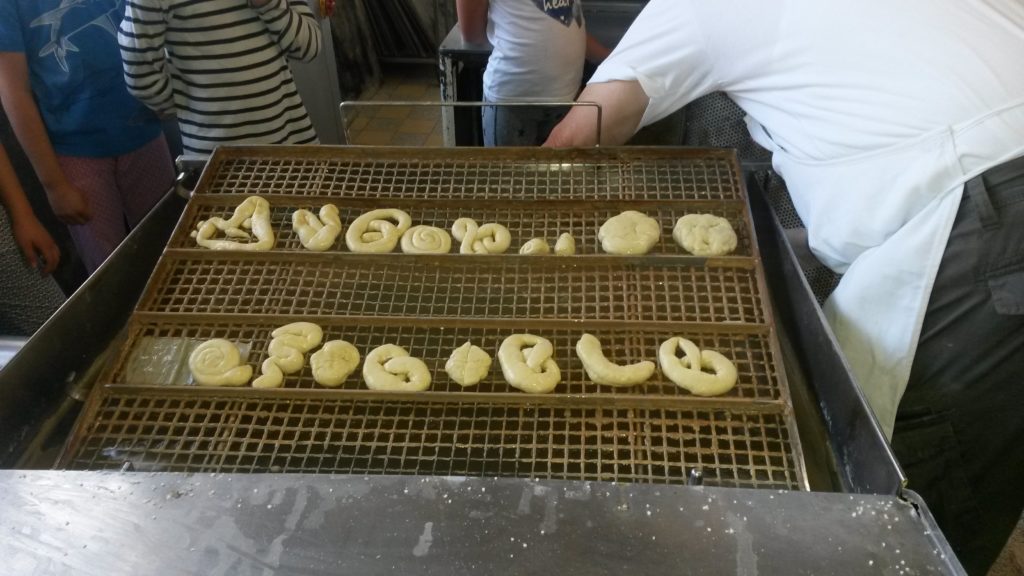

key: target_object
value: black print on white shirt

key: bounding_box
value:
[531,0,583,27]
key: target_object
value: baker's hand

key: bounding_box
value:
[45,181,91,225]
[11,214,60,275]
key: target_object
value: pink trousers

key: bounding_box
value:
[57,135,175,273]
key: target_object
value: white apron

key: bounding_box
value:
[748,98,1024,438]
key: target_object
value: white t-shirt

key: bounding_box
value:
[590,0,1024,162]
[484,0,587,102]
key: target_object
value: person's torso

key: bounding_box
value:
[0,0,160,157]
[160,0,316,154]
[484,0,586,101]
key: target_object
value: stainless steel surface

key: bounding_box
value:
[58,145,807,491]
[0,470,963,575]
[289,0,345,144]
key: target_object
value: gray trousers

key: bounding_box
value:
[892,155,1024,575]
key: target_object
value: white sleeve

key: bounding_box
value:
[588,0,717,127]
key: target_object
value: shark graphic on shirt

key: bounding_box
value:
[30,0,123,73]
[531,0,583,27]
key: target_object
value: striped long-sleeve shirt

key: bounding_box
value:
[119,0,321,155]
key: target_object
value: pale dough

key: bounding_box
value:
[445,342,492,387]
[519,238,550,255]
[345,209,412,253]
[253,322,324,388]
[401,225,452,254]
[672,214,738,256]
[363,344,432,391]
[192,196,276,251]
[658,337,737,396]
[575,333,655,387]
[498,334,561,394]
[310,340,361,387]
[292,204,342,251]
[451,218,512,254]
[598,211,660,255]
[554,233,576,256]
[188,339,253,387]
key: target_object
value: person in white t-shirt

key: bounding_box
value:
[546,1,1024,574]
[457,0,609,146]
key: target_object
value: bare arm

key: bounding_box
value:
[544,80,649,147]
[585,34,611,64]
[456,0,489,45]
[0,52,91,224]
[0,143,60,274]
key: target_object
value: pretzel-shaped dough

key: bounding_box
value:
[575,333,655,387]
[192,196,276,251]
[292,204,342,251]
[598,210,660,255]
[445,341,492,387]
[519,238,550,255]
[658,337,737,396]
[498,334,561,394]
[554,233,576,256]
[401,225,452,254]
[363,344,431,391]
[310,340,361,387]
[672,214,737,256]
[451,218,512,254]
[253,322,324,388]
[345,209,412,253]
[189,339,253,387]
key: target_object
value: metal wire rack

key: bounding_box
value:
[60,146,807,490]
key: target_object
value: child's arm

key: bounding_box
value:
[456,0,489,45]
[0,52,91,225]
[0,143,60,274]
[251,0,322,63]
[118,0,177,116]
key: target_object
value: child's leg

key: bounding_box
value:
[56,155,127,273]
[117,135,175,228]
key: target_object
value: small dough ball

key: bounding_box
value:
[672,214,738,256]
[401,225,452,254]
[554,233,575,256]
[519,238,550,255]
[189,339,253,387]
[445,342,492,387]
[598,211,661,255]
[311,340,361,387]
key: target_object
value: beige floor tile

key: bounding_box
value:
[424,131,444,147]
[348,115,370,132]
[398,118,436,135]
[353,130,394,146]
[366,117,401,131]
[408,106,441,120]
[393,84,431,99]
[390,132,428,146]
[375,106,413,120]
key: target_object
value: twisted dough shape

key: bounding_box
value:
[345,209,412,253]
[554,233,576,255]
[445,341,492,387]
[310,340,361,387]
[292,204,342,251]
[672,214,737,256]
[658,337,737,396]
[519,238,550,255]
[253,322,324,388]
[451,218,511,254]
[498,334,561,394]
[401,225,452,254]
[188,339,253,387]
[363,344,431,391]
[575,333,655,387]
[192,196,276,251]
[598,210,660,255]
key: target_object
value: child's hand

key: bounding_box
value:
[11,214,60,274]
[44,181,92,225]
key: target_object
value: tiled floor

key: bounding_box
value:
[345,64,445,146]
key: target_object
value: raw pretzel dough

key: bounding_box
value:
[519,238,550,255]
[292,204,342,251]
[451,218,512,254]
[188,339,253,387]
[575,333,655,387]
[498,334,561,394]
[363,344,431,391]
[345,209,412,253]
[554,233,576,256]
[672,214,737,256]
[658,337,737,396]
[401,225,452,254]
[191,196,276,251]
[310,340,361,387]
[598,211,660,255]
[445,342,492,387]
[253,322,324,388]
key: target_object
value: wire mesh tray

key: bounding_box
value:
[60,146,807,489]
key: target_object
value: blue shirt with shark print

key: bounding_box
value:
[0,0,161,157]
